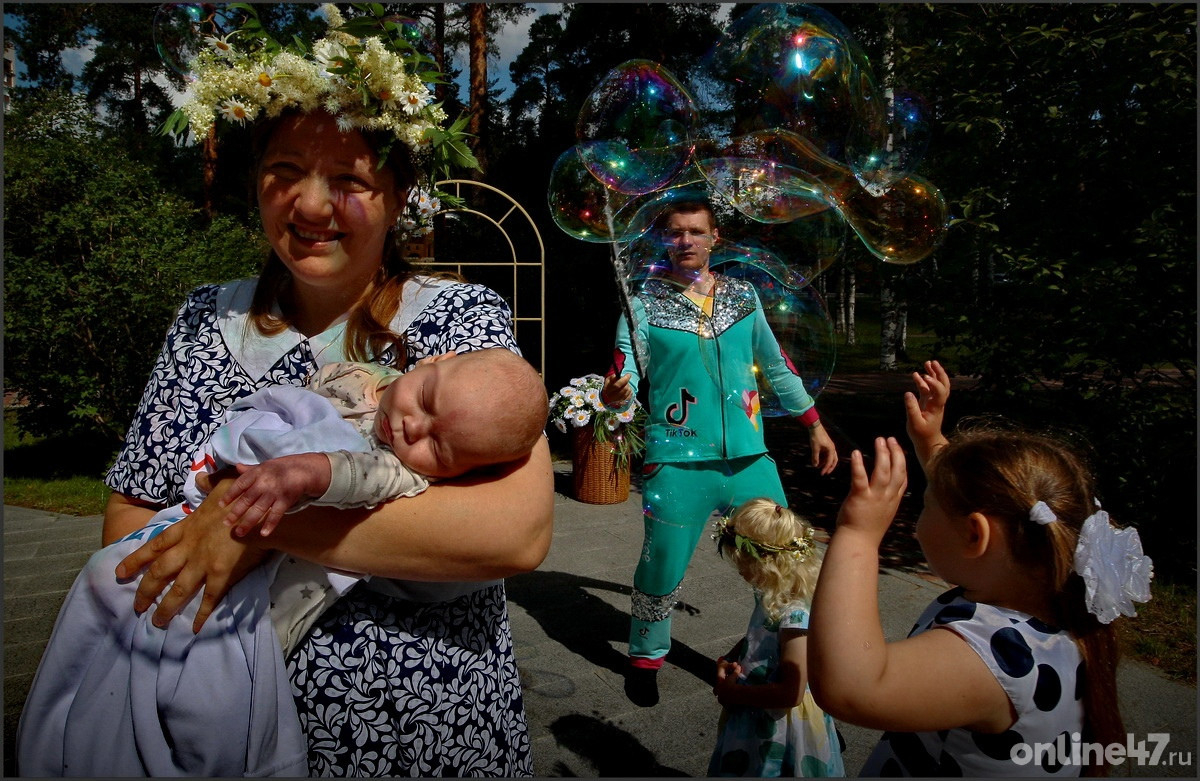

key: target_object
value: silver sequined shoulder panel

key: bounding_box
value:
[640,276,756,337]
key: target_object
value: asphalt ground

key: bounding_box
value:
[4,466,1196,776]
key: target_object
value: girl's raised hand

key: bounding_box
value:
[904,360,949,441]
[904,360,950,471]
[836,437,907,543]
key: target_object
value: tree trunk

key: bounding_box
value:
[202,125,217,219]
[467,3,488,176]
[433,4,447,104]
[879,274,898,370]
[845,262,857,347]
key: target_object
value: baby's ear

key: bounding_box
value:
[962,512,992,559]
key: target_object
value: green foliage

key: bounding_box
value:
[3,90,265,444]
[842,4,1197,577]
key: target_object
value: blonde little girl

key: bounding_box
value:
[708,497,846,777]
[810,360,1153,777]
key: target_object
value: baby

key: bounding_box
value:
[208,348,548,537]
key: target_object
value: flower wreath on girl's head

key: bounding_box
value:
[160,2,478,219]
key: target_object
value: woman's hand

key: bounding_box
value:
[836,437,908,544]
[115,476,271,633]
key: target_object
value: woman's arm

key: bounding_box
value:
[269,436,554,577]
[103,492,163,546]
[713,630,808,710]
[119,437,555,630]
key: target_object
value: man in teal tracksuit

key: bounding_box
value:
[602,201,838,706]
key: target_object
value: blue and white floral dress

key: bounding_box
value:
[105,275,533,777]
[708,594,845,777]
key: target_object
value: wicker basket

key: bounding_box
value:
[571,426,631,505]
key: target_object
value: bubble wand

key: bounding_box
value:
[603,196,649,381]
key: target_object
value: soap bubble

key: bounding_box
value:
[715,206,847,285]
[693,244,835,419]
[153,3,242,81]
[849,90,932,196]
[697,3,881,160]
[383,15,430,53]
[549,2,950,372]
[547,147,629,243]
[828,173,949,265]
[576,59,698,195]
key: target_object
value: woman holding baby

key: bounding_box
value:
[100,6,552,776]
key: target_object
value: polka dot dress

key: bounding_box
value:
[860,587,1084,777]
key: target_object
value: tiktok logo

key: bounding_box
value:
[664,388,697,426]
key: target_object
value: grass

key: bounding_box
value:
[4,409,114,516]
[1118,579,1198,684]
[3,475,110,516]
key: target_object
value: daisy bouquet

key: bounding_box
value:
[549,374,646,470]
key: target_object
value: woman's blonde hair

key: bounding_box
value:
[927,420,1123,776]
[717,497,823,623]
[245,110,431,367]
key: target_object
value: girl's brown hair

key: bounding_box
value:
[246,110,420,367]
[927,422,1123,776]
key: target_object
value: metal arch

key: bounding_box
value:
[419,179,547,380]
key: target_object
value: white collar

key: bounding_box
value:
[215,279,348,381]
[215,276,450,380]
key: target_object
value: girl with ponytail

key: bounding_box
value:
[809,361,1152,777]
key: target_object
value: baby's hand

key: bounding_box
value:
[220,453,331,537]
[904,360,950,445]
[837,437,908,542]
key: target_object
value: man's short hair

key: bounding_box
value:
[655,200,716,231]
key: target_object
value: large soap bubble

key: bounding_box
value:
[548,3,949,390]
[698,128,947,264]
[695,245,836,418]
[848,90,932,196]
[548,147,630,243]
[576,59,698,196]
[696,3,882,160]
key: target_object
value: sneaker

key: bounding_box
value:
[624,665,660,707]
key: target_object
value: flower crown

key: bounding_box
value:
[159,3,478,181]
[712,514,816,562]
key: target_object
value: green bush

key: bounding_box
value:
[4,90,266,444]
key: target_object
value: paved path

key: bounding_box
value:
[4,469,1196,776]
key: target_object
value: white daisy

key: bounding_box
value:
[401,90,429,115]
[218,98,254,125]
[205,35,234,57]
